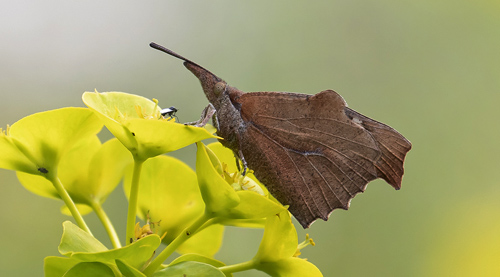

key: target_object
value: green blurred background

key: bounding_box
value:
[1,1,499,276]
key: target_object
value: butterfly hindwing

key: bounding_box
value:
[235,90,411,228]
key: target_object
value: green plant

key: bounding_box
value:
[0,91,321,276]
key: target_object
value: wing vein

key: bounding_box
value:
[309,152,363,197]
[305,155,335,210]
[255,116,380,152]
[249,124,317,218]
[312,139,375,184]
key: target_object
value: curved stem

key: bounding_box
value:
[49,176,92,235]
[142,211,212,276]
[197,217,218,233]
[126,158,145,245]
[90,201,122,248]
[219,260,257,274]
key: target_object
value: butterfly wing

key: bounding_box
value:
[235,90,411,228]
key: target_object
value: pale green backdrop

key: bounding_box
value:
[1,1,499,276]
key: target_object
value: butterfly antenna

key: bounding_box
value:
[149,42,212,73]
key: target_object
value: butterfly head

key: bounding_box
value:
[149,43,231,106]
[149,42,243,113]
[182,61,245,112]
[182,61,226,103]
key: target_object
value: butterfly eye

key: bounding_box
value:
[214,82,226,95]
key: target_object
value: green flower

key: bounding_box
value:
[196,142,285,221]
[0,107,103,233]
[123,155,203,240]
[123,155,224,257]
[143,142,286,275]
[83,91,218,245]
[82,91,217,161]
[0,107,102,177]
[195,141,240,214]
[205,142,278,228]
[17,138,131,216]
[44,221,161,276]
[252,211,323,277]
[17,136,131,247]
[207,142,269,197]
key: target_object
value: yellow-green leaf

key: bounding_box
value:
[205,143,224,175]
[256,257,323,277]
[206,142,238,172]
[83,91,142,151]
[115,259,146,277]
[126,118,217,159]
[44,256,80,277]
[62,262,115,277]
[83,91,216,160]
[0,107,102,176]
[196,142,239,214]
[59,221,108,256]
[254,211,297,262]
[170,253,226,268]
[176,224,224,257]
[251,210,323,276]
[59,221,161,271]
[60,204,93,217]
[215,218,266,229]
[216,191,286,220]
[123,155,205,243]
[153,261,225,277]
[85,138,131,202]
[170,254,231,277]
[207,142,269,196]
[17,137,131,213]
[70,236,160,272]
[16,171,59,199]
[57,136,102,203]
[0,135,35,174]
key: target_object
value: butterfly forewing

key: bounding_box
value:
[235,90,410,228]
[344,108,411,189]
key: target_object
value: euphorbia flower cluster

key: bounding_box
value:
[0,91,321,276]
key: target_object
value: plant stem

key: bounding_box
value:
[142,211,212,276]
[50,176,92,235]
[126,158,145,245]
[219,260,258,274]
[91,201,122,248]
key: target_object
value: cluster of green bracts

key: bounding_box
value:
[0,91,321,276]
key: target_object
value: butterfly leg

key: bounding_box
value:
[208,103,220,129]
[234,133,248,175]
[239,148,248,175]
[184,103,216,127]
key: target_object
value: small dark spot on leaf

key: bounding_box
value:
[130,238,133,244]
[38,167,48,174]
[186,231,191,236]
[132,132,135,136]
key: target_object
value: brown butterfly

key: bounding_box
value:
[150,42,412,228]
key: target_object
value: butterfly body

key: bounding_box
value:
[151,43,412,228]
